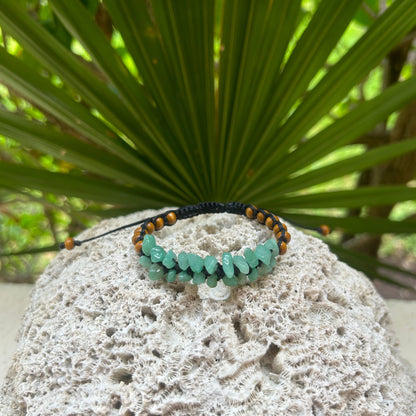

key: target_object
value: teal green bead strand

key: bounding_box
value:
[264,238,279,255]
[142,234,156,256]
[222,252,234,278]
[244,248,259,268]
[150,245,166,263]
[204,256,218,274]
[248,267,259,282]
[148,263,164,281]
[178,270,192,282]
[139,255,152,268]
[223,275,237,287]
[255,245,272,264]
[233,255,249,274]
[188,253,204,273]
[236,273,248,286]
[166,269,177,283]
[178,252,189,271]
[162,250,177,268]
[206,274,218,288]
[193,272,206,285]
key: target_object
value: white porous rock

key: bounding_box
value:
[1,209,415,416]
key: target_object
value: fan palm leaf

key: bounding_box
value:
[0,0,416,286]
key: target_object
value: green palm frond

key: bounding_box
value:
[0,0,416,287]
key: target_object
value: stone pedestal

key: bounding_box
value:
[2,209,415,415]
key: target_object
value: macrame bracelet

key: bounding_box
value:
[60,202,330,288]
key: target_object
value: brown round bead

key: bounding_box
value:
[265,216,274,230]
[319,224,330,236]
[284,231,291,243]
[155,217,164,230]
[279,241,287,255]
[245,206,255,219]
[256,211,265,224]
[281,222,287,231]
[166,212,177,225]
[273,224,281,234]
[64,237,75,250]
[146,222,155,233]
[132,234,141,245]
[132,227,146,244]
[275,231,282,240]
[134,240,143,253]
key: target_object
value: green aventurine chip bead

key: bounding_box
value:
[142,234,156,256]
[264,238,279,255]
[255,245,272,265]
[150,246,166,263]
[206,274,218,288]
[188,253,204,273]
[139,255,152,268]
[204,256,218,274]
[258,257,276,275]
[236,273,248,286]
[148,263,164,281]
[248,267,259,282]
[244,248,259,268]
[193,272,205,285]
[178,252,189,270]
[257,262,273,275]
[178,271,192,282]
[166,269,177,283]
[233,255,249,274]
[222,252,234,278]
[223,275,237,286]
[162,250,177,268]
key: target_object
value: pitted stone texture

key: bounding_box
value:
[1,209,415,416]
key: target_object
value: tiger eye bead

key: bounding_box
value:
[319,225,330,236]
[284,231,291,243]
[245,206,255,219]
[134,240,143,253]
[64,237,75,250]
[256,211,265,224]
[279,241,287,255]
[155,217,164,230]
[281,223,288,231]
[146,222,155,233]
[273,224,281,235]
[265,216,274,230]
[132,227,146,244]
[166,212,177,225]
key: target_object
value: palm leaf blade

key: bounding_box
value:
[266,186,416,209]
[0,110,182,199]
[0,162,170,206]
[280,213,416,234]
[221,0,301,189]
[273,137,416,195]
[232,0,416,196]
[328,243,416,288]
[278,0,416,152]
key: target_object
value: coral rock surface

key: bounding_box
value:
[1,209,415,416]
